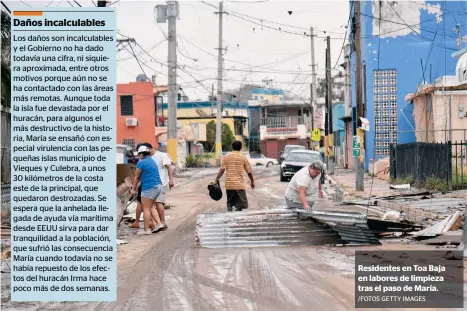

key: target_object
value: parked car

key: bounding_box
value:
[117,144,139,165]
[279,145,306,164]
[280,149,326,182]
[249,154,279,168]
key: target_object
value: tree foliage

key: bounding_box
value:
[316,76,344,102]
[203,121,236,152]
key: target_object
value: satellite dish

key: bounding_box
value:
[136,74,148,82]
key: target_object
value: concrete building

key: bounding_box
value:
[349,0,467,169]
[117,82,157,149]
[406,50,467,143]
[257,99,313,160]
[155,101,249,151]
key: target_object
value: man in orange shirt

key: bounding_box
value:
[215,141,255,212]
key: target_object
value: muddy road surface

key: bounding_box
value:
[2,167,463,311]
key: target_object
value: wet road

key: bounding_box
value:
[2,167,464,311]
[93,166,356,311]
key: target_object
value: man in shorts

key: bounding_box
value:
[129,142,174,230]
[150,144,175,229]
[214,140,255,212]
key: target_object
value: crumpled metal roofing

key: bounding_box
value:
[196,209,342,248]
[196,208,381,248]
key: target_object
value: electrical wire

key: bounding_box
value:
[200,0,346,36]
[1,1,11,14]
[73,0,81,7]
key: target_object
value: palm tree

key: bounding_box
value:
[1,10,11,110]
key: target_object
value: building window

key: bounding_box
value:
[260,96,264,100]
[254,96,258,100]
[122,138,135,149]
[120,95,134,116]
[234,119,244,136]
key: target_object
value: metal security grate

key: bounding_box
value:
[120,95,134,116]
[122,139,135,149]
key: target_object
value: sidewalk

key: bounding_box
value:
[329,168,395,199]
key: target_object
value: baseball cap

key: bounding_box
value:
[137,145,150,154]
[136,142,153,150]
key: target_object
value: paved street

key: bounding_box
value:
[3,166,464,311]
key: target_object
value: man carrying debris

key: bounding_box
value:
[215,140,255,212]
[284,160,324,211]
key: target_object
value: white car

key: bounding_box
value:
[249,154,279,168]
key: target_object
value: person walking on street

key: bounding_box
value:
[284,160,325,211]
[214,140,255,212]
[130,145,165,235]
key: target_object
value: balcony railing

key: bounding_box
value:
[261,116,310,134]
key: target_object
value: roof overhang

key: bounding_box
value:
[406,84,467,101]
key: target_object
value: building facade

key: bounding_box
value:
[407,51,467,143]
[349,0,467,169]
[117,82,157,149]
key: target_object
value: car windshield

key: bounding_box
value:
[285,152,321,162]
[284,146,305,154]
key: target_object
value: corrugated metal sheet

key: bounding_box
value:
[297,209,368,225]
[297,209,380,245]
[196,209,342,248]
[331,224,381,245]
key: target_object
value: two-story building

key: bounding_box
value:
[257,100,313,160]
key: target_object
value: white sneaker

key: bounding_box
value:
[151,224,165,233]
[136,230,151,236]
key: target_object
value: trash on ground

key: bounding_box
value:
[117,239,129,245]
[390,184,411,189]
[410,212,462,238]
[420,231,463,245]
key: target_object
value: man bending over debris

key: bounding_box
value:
[215,140,255,212]
[284,160,324,211]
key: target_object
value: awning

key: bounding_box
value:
[360,117,370,131]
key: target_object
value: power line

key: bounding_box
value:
[200,1,345,39]
[73,0,82,7]
[387,2,456,51]
[1,1,11,13]
[200,0,346,36]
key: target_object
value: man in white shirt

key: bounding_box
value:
[151,147,175,229]
[284,160,324,211]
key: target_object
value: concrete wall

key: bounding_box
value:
[260,138,310,160]
[412,92,467,142]
[252,88,284,101]
[350,0,467,170]
[159,101,249,118]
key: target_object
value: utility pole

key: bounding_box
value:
[326,36,334,175]
[167,1,178,164]
[215,1,226,165]
[211,83,215,116]
[310,27,317,143]
[355,0,364,191]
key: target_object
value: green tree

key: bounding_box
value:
[1,10,11,110]
[203,121,235,152]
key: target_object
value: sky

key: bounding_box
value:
[3,0,350,100]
